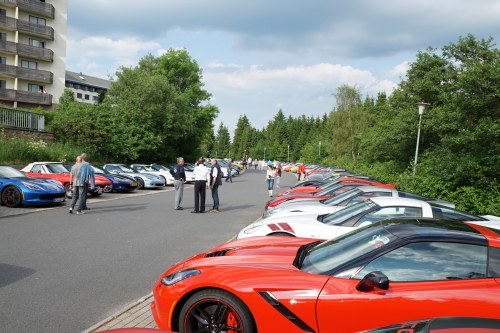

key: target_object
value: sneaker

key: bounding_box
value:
[210,209,219,213]
[175,207,183,210]
[76,211,85,215]
[82,207,90,210]
[69,208,73,214]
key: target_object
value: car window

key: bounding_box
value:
[431,206,485,221]
[31,165,42,173]
[355,206,423,226]
[323,188,361,206]
[45,164,68,173]
[354,242,487,281]
[322,200,377,226]
[301,224,396,275]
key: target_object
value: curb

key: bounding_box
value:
[82,293,154,333]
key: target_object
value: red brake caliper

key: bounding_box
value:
[227,312,238,333]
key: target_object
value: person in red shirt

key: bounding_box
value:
[297,163,306,181]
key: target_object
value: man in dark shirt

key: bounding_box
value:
[170,157,186,210]
[209,159,223,212]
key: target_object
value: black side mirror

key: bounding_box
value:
[356,271,389,292]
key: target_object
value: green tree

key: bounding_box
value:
[213,123,231,158]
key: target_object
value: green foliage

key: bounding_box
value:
[0,135,82,165]
[213,123,231,158]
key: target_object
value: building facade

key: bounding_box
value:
[0,0,67,109]
[65,70,111,104]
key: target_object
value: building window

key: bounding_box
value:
[21,60,38,69]
[0,80,6,89]
[29,38,45,48]
[28,83,44,92]
[76,93,82,99]
[0,33,6,41]
[29,16,46,26]
[92,96,98,101]
[0,57,6,64]
[0,9,6,16]
[84,94,90,100]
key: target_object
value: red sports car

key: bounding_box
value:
[265,183,355,210]
[279,177,397,197]
[21,162,112,198]
[151,219,500,333]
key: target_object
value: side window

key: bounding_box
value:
[354,242,487,281]
[31,165,42,173]
[488,247,500,277]
[355,206,422,226]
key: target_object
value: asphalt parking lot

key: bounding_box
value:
[0,169,296,333]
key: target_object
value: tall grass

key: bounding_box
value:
[0,136,83,166]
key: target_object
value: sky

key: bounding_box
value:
[66,0,500,134]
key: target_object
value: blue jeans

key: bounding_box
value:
[267,178,274,190]
[226,170,232,182]
[211,185,219,210]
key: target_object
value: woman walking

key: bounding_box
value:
[266,163,276,197]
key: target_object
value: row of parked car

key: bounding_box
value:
[149,164,500,332]
[0,159,242,208]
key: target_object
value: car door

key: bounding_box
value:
[316,241,499,332]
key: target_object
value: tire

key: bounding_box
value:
[179,289,256,333]
[64,183,73,199]
[135,177,145,190]
[1,186,22,207]
[268,232,295,237]
[91,190,102,197]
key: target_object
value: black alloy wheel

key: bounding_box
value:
[1,186,22,207]
[64,183,73,199]
[135,177,145,190]
[180,289,256,333]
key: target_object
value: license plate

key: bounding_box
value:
[131,182,138,186]
[54,197,65,202]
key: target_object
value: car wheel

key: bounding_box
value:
[91,190,102,197]
[179,289,256,333]
[64,183,73,199]
[135,178,145,189]
[268,232,295,237]
[1,186,22,207]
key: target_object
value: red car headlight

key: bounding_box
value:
[161,268,201,286]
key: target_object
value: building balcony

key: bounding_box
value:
[0,88,52,105]
[0,40,54,62]
[0,15,54,40]
[0,64,53,83]
[0,0,55,19]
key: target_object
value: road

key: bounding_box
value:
[0,168,296,333]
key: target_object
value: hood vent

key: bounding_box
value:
[205,249,232,257]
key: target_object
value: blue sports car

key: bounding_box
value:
[0,166,66,207]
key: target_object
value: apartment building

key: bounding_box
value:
[0,0,67,109]
[65,70,111,104]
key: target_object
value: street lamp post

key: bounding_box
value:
[287,145,290,162]
[319,141,321,157]
[413,102,430,177]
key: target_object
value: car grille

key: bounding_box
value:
[40,193,65,200]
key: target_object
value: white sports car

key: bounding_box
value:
[237,197,489,240]
[131,164,175,186]
[263,186,455,219]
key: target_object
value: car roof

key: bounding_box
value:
[369,196,431,207]
[379,218,489,245]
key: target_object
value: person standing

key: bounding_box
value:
[79,153,95,211]
[225,158,233,183]
[297,163,306,181]
[275,163,282,188]
[192,157,209,213]
[209,159,223,212]
[69,155,83,214]
[266,163,276,197]
[170,157,186,210]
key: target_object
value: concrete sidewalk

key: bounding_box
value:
[82,293,157,332]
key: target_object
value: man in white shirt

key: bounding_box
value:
[192,157,210,213]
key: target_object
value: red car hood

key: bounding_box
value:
[170,236,317,272]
